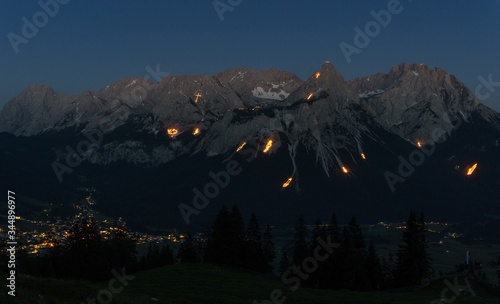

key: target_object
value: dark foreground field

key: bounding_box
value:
[1,263,499,304]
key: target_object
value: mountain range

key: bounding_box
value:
[1,62,499,230]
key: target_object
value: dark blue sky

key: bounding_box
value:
[1,0,499,111]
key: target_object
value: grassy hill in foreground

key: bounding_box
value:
[0,263,498,304]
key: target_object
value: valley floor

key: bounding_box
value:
[1,263,499,304]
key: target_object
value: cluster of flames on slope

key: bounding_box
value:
[234,138,273,154]
[167,127,201,137]
[304,71,321,101]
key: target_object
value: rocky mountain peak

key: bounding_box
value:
[346,63,499,144]
[215,67,303,108]
[284,61,357,107]
[313,61,357,100]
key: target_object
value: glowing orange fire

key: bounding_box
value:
[342,166,349,174]
[282,177,293,188]
[167,128,178,138]
[194,92,202,103]
[263,140,273,153]
[315,72,321,79]
[466,163,478,176]
[192,128,200,135]
[236,142,247,152]
[361,153,366,160]
[306,93,314,100]
[417,141,423,148]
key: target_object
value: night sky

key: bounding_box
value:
[1,0,499,111]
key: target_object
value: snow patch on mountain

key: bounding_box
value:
[359,89,385,98]
[229,71,248,82]
[251,86,290,100]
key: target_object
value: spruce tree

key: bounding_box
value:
[292,215,309,265]
[229,205,246,266]
[341,216,368,290]
[178,232,198,263]
[395,211,429,287]
[309,219,328,288]
[108,219,137,272]
[262,224,276,273]
[417,212,431,280]
[244,213,264,271]
[365,242,383,290]
[65,217,106,281]
[381,253,396,289]
[279,251,291,274]
[324,212,343,290]
[144,242,161,269]
[490,255,500,284]
[160,244,175,265]
[205,206,230,264]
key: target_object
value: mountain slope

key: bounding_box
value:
[347,63,500,145]
[1,61,500,229]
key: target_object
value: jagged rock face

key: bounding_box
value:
[2,62,500,228]
[197,62,373,178]
[151,75,244,125]
[286,61,358,106]
[215,68,303,108]
[1,61,499,171]
[0,85,112,136]
[347,63,500,144]
[278,62,370,174]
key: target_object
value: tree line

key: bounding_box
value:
[0,205,175,282]
[278,210,431,291]
[1,203,435,291]
[177,205,276,274]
